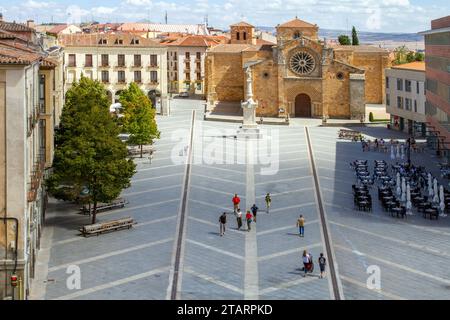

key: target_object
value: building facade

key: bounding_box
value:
[385,62,426,136]
[160,35,227,96]
[0,19,63,300]
[205,19,391,119]
[420,16,450,158]
[59,33,168,111]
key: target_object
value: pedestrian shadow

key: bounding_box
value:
[286,232,301,236]
[208,232,221,236]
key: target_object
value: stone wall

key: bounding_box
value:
[210,53,245,102]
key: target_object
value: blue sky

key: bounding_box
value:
[0,0,448,33]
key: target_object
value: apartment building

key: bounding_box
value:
[385,62,427,137]
[420,16,450,158]
[160,34,226,96]
[0,18,63,300]
[60,33,168,112]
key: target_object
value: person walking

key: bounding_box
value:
[297,215,305,237]
[236,209,243,230]
[232,194,240,213]
[251,204,258,223]
[318,253,327,279]
[265,193,271,213]
[219,212,227,236]
[245,211,253,232]
[302,250,311,277]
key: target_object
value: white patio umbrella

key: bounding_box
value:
[390,145,395,160]
[439,185,447,217]
[401,177,407,202]
[401,144,405,160]
[396,172,401,196]
[396,144,401,159]
[433,178,439,203]
[406,183,413,215]
[428,173,434,198]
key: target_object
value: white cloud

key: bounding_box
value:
[24,0,53,9]
[125,0,152,6]
[92,6,118,15]
[382,0,410,7]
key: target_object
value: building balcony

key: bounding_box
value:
[27,154,45,203]
[67,64,77,68]
[148,80,159,85]
[184,58,190,63]
[148,64,159,69]
[83,64,93,68]
[114,64,127,69]
[102,80,110,84]
[99,63,110,68]
[134,79,142,84]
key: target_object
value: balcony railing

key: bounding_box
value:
[117,79,126,84]
[100,62,109,67]
[27,152,46,203]
[134,79,142,84]
[149,80,159,85]
[148,63,158,68]
[67,63,76,68]
[27,108,39,137]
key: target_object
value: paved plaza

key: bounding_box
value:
[32,99,450,300]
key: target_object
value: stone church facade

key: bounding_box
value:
[205,19,391,119]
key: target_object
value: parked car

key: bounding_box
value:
[179,91,189,98]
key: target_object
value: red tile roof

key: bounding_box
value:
[59,32,163,47]
[0,40,42,65]
[277,18,317,28]
[47,24,70,34]
[230,21,254,28]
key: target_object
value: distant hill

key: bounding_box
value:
[255,26,423,43]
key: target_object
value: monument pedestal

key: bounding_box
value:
[237,99,262,139]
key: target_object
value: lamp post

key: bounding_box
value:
[407,137,411,167]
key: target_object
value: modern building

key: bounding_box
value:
[205,18,391,119]
[159,34,227,96]
[385,61,426,136]
[59,32,168,112]
[420,16,450,158]
[0,18,63,300]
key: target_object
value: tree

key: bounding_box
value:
[406,51,416,63]
[47,76,136,224]
[393,45,408,65]
[338,35,351,45]
[414,52,425,61]
[120,82,160,158]
[351,26,359,46]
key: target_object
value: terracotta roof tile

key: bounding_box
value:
[59,32,164,47]
[0,21,34,32]
[0,42,42,65]
[277,18,317,28]
[230,21,254,28]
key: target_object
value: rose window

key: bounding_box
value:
[290,51,316,75]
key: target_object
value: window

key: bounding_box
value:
[134,70,142,83]
[85,54,92,67]
[196,52,201,59]
[101,70,109,83]
[186,62,190,70]
[98,38,107,45]
[386,77,389,89]
[101,54,109,67]
[294,32,301,39]
[118,71,125,83]
[185,52,190,59]
[39,74,45,114]
[397,78,403,91]
[397,96,403,109]
[131,38,140,45]
[417,81,420,94]
[174,72,177,81]
[118,54,125,67]
[67,70,75,83]
[405,98,412,111]
[197,73,201,81]
[414,100,418,112]
[68,54,76,67]
[134,54,141,67]
[114,39,123,45]
[405,80,412,92]
[196,62,201,70]
[150,54,158,67]
[185,73,190,81]
[236,32,240,40]
[196,82,202,90]
[174,52,177,61]
[150,71,158,83]
[386,94,390,106]
[243,32,247,40]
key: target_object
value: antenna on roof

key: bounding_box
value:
[165,11,168,24]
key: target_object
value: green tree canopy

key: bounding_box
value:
[338,35,351,45]
[406,51,416,63]
[351,26,359,45]
[47,76,136,224]
[414,52,425,61]
[120,82,160,157]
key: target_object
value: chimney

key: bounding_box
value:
[27,20,35,29]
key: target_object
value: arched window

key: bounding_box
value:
[236,32,240,40]
[294,32,301,39]
[243,32,247,40]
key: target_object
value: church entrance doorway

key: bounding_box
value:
[294,94,312,117]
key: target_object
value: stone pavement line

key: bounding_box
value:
[184,268,244,294]
[49,238,173,272]
[122,185,182,197]
[244,138,259,300]
[257,220,320,236]
[190,185,235,197]
[259,276,318,295]
[189,199,231,212]
[167,109,195,300]
[186,239,244,260]
[335,244,450,286]
[268,202,317,214]
[255,188,314,198]
[191,173,246,185]
[305,127,344,301]
[51,216,177,247]
[188,217,245,236]
[132,172,183,183]
[329,220,450,258]
[278,157,309,163]
[192,164,246,175]
[258,243,322,262]
[339,275,406,300]
[53,266,171,300]
[255,166,309,175]
[255,176,311,186]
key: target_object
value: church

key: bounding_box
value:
[205,18,391,119]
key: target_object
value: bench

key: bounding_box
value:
[80,198,128,215]
[79,217,135,237]
[423,209,439,220]
[127,147,155,157]
[338,129,361,140]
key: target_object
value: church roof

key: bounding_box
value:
[332,44,389,53]
[277,18,317,28]
[230,21,254,28]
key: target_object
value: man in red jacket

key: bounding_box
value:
[232,194,240,213]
